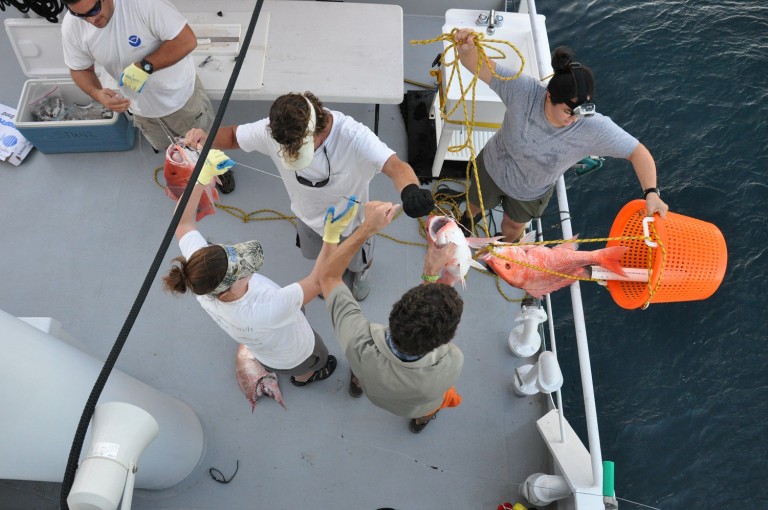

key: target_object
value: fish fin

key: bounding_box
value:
[519,231,537,243]
[469,258,486,270]
[597,246,629,277]
[467,236,503,249]
[554,234,580,251]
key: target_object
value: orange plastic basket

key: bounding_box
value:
[606,200,727,309]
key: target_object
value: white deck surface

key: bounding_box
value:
[0,11,553,510]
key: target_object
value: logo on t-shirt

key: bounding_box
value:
[128,35,142,47]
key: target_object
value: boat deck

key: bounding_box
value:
[0,12,553,509]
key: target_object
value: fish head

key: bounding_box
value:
[426,215,465,248]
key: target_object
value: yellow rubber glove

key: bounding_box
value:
[119,64,150,93]
[198,150,235,185]
[322,196,359,244]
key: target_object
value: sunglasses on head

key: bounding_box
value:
[295,146,331,188]
[67,0,102,18]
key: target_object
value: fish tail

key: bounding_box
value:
[597,246,629,277]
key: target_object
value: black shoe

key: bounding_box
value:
[349,372,363,398]
[216,171,236,194]
[458,212,483,237]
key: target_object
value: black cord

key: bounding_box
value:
[0,0,65,23]
[209,460,239,484]
[58,2,266,508]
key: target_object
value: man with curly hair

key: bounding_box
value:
[316,200,465,433]
[185,91,435,301]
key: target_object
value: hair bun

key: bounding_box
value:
[551,46,576,73]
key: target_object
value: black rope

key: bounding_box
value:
[0,0,65,23]
[58,2,265,508]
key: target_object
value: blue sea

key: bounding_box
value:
[540,1,768,508]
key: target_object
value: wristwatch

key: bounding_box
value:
[643,187,660,199]
[139,58,154,74]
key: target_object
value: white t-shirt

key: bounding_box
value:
[178,231,315,369]
[235,109,395,236]
[62,0,196,117]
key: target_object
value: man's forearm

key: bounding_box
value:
[142,25,197,71]
[70,68,103,100]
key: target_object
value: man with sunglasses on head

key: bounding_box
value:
[453,28,669,242]
[61,0,234,193]
[185,91,436,301]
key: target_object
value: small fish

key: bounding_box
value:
[235,345,286,411]
[425,215,497,288]
[479,236,629,298]
[163,143,219,221]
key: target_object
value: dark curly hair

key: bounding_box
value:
[268,92,329,160]
[547,46,595,106]
[162,245,228,296]
[388,284,464,356]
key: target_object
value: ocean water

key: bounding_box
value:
[539,1,768,508]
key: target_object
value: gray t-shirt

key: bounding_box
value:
[482,65,639,200]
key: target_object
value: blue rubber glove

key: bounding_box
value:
[119,64,150,93]
[198,150,235,185]
[323,196,359,244]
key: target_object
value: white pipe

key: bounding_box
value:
[536,217,566,443]
[525,0,551,80]
[555,177,603,493]
[0,309,204,488]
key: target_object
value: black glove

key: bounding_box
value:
[400,183,435,218]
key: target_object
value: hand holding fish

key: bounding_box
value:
[423,239,458,283]
[198,149,235,185]
[184,128,208,151]
[323,196,360,244]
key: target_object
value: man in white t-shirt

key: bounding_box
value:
[185,92,436,300]
[61,0,234,193]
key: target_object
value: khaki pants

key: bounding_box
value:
[132,76,214,151]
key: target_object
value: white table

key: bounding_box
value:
[186,1,404,104]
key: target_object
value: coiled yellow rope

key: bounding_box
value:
[411,29,526,237]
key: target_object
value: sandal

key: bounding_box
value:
[290,355,337,387]
[408,411,438,434]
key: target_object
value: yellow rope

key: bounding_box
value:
[411,29,526,238]
[153,166,297,226]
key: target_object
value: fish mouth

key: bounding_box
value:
[427,215,452,240]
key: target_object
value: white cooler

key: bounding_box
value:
[4,18,136,154]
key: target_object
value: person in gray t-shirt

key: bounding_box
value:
[453,28,669,241]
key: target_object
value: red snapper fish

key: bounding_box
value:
[164,143,219,221]
[235,345,286,411]
[479,236,629,298]
[425,215,499,288]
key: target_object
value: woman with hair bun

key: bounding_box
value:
[162,150,339,387]
[453,28,669,242]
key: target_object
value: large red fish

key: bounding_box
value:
[479,237,629,298]
[163,143,219,221]
[235,345,286,411]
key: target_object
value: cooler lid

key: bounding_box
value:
[4,18,86,79]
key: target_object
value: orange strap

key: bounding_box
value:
[438,386,462,410]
